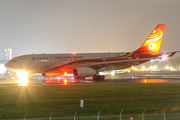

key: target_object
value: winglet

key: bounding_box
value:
[134,24,166,53]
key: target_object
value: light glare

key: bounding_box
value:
[64,72,67,75]
[145,79,147,83]
[99,72,104,75]
[154,66,157,69]
[162,55,167,60]
[63,79,67,85]
[0,64,6,73]
[165,66,169,69]
[170,67,173,70]
[111,71,115,75]
[72,52,76,55]
[15,70,28,86]
[150,66,153,70]
[142,66,145,71]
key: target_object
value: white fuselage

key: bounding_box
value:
[5,52,128,73]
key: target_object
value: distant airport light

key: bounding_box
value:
[165,66,169,69]
[154,65,157,69]
[170,67,173,70]
[151,59,154,62]
[134,67,137,71]
[150,66,153,70]
[142,66,146,71]
[111,71,115,75]
[131,66,134,69]
[128,70,130,72]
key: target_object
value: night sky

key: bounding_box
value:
[0,0,180,57]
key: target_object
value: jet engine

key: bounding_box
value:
[73,67,97,78]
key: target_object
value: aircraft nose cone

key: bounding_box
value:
[4,57,31,72]
[4,61,15,70]
[4,62,10,69]
[4,59,20,70]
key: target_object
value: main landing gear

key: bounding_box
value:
[74,75,105,81]
[74,76,86,80]
[93,75,105,81]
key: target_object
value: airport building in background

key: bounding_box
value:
[0,48,12,77]
[5,48,12,60]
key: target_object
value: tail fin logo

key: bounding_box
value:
[134,24,165,53]
[145,29,163,50]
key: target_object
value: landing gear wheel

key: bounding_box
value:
[93,75,105,81]
[74,76,86,80]
[80,77,86,80]
[74,76,79,80]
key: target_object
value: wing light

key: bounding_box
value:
[162,55,167,60]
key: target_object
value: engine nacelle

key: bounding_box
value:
[73,67,97,78]
[42,73,62,77]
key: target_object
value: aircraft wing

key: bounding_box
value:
[70,57,150,68]
[69,51,178,69]
[44,51,177,74]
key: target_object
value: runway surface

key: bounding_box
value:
[1,78,180,86]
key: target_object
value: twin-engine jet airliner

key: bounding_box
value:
[5,24,178,80]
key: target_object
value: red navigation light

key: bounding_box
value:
[72,52,76,55]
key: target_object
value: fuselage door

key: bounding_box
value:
[102,56,106,62]
[134,54,139,59]
[51,57,55,65]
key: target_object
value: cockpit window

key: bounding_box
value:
[9,60,17,62]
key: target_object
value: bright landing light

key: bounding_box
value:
[15,70,29,86]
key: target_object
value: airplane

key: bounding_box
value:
[4,24,178,80]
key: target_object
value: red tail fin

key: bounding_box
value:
[134,24,166,53]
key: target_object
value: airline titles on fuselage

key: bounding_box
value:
[32,56,84,62]
[55,56,84,59]
[55,56,84,61]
